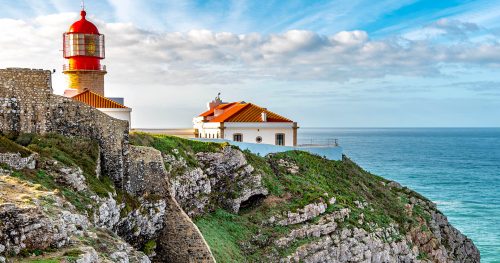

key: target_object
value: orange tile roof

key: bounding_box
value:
[71,91,127,109]
[199,102,238,117]
[199,102,293,123]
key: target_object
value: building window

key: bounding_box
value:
[276,133,285,146]
[256,136,262,143]
[233,133,243,142]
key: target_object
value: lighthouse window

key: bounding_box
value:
[64,33,104,58]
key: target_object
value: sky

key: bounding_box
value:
[0,0,500,128]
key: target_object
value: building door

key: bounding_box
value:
[276,133,285,146]
[233,133,243,142]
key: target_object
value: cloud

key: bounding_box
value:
[98,24,500,84]
[430,18,480,40]
[2,13,500,88]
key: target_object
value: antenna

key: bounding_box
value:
[81,0,85,11]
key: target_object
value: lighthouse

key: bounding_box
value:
[63,9,106,96]
[62,5,132,126]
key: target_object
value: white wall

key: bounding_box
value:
[99,108,132,127]
[193,121,296,146]
[194,121,222,139]
[224,126,294,146]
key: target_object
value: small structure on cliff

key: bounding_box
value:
[193,94,299,146]
[62,6,132,125]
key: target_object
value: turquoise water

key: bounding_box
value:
[298,128,500,262]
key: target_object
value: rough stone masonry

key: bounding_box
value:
[0,68,128,185]
[0,68,215,262]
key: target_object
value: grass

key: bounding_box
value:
[2,132,437,262]
[3,133,116,213]
[0,135,32,157]
[142,240,157,256]
[417,252,430,260]
[19,260,60,263]
[195,209,255,262]
[128,134,422,261]
[130,132,226,168]
[63,249,83,257]
[195,149,432,262]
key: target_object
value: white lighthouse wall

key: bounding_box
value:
[98,108,132,127]
[223,126,295,146]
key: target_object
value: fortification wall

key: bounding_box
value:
[0,68,129,185]
[0,68,215,262]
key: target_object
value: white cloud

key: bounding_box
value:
[2,13,500,84]
[1,13,500,127]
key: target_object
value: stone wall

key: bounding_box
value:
[158,195,216,263]
[0,68,216,262]
[0,68,128,185]
[127,146,216,262]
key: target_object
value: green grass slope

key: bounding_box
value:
[129,134,433,262]
[0,133,114,213]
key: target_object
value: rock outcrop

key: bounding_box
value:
[0,174,149,262]
[0,153,37,170]
[169,146,268,216]
[0,69,480,263]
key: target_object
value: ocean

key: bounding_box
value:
[298,128,500,262]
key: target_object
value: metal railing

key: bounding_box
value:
[298,138,339,147]
[63,64,107,71]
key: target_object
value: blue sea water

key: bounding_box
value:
[298,128,500,262]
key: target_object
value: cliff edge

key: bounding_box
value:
[0,69,480,262]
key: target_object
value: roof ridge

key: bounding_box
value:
[72,90,128,109]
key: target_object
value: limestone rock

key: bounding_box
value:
[277,202,328,226]
[276,158,300,174]
[0,153,37,170]
[170,146,268,216]
[93,194,123,230]
[56,166,87,191]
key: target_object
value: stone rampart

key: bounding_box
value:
[127,146,216,262]
[0,68,129,185]
[0,68,215,262]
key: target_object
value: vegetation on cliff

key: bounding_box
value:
[194,150,430,261]
[1,133,479,262]
[0,134,149,262]
[130,134,478,262]
[0,134,115,212]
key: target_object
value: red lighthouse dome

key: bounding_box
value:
[63,10,105,71]
[69,11,100,34]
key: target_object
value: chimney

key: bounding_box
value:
[261,111,267,122]
[207,93,223,110]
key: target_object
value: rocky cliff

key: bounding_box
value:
[0,69,480,263]
[131,133,480,263]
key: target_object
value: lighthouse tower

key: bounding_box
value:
[62,5,132,126]
[63,9,106,96]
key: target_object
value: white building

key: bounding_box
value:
[194,96,299,146]
[69,90,132,127]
